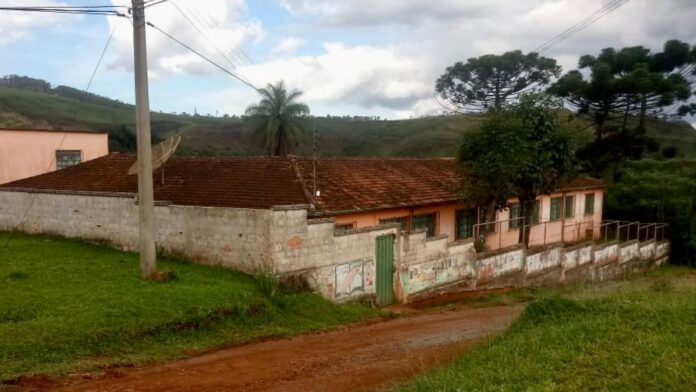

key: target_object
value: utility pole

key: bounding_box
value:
[132,0,157,278]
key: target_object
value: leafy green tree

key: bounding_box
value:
[108,125,137,152]
[436,51,561,111]
[606,159,696,265]
[459,93,575,246]
[245,81,310,156]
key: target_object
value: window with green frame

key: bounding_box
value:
[413,213,437,237]
[550,197,562,221]
[455,209,475,240]
[509,203,521,229]
[585,193,595,215]
[564,195,574,218]
[380,216,408,231]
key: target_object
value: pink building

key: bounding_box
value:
[0,128,109,184]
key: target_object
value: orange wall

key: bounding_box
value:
[334,202,466,240]
[334,188,604,247]
[0,130,108,184]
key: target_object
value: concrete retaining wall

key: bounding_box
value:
[0,190,672,304]
[0,190,271,273]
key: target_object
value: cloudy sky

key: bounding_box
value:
[1,0,695,119]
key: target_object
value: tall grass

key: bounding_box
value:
[402,271,696,391]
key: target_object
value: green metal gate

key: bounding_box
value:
[375,235,395,306]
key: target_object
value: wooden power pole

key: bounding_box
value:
[132,0,157,278]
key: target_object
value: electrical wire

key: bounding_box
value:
[146,21,260,91]
[175,1,254,66]
[0,5,128,17]
[145,0,169,8]
[168,0,245,71]
[2,22,122,249]
[533,0,630,54]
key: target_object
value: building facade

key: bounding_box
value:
[0,128,108,184]
[3,153,657,307]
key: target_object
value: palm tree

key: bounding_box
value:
[245,80,310,156]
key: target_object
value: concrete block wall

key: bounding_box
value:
[0,190,271,273]
[269,207,399,301]
[0,190,673,305]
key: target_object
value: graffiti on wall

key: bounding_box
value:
[620,243,639,263]
[656,242,670,258]
[563,246,592,270]
[639,242,655,260]
[335,259,372,297]
[407,254,474,294]
[594,244,619,265]
[477,250,524,280]
[527,247,561,274]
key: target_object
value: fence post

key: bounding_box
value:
[543,222,547,246]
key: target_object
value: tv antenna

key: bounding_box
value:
[128,135,181,184]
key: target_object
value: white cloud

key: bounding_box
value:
[270,36,303,56]
[213,43,433,116]
[279,0,512,26]
[0,1,79,44]
[109,0,696,119]
[267,0,696,118]
[107,0,264,78]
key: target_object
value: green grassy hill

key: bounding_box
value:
[1,85,695,158]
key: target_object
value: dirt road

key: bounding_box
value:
[42,304,524,392]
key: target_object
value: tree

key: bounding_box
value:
[108,125,137,152]
[549,41,693,139]
[245,81,310,156]
[458,93,575,247]
[549,41,694,178]
[436,51,561,111]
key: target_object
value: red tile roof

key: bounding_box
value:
[0,153,604,213]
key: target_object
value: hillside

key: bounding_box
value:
[1,85,695,158]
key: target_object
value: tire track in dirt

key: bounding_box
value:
[34,304,525,392]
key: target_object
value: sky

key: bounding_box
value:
[0,0,695,120]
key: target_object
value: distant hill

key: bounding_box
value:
[1,79,695,158]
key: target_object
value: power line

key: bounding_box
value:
[168,0,245,71]
[171,0,253,67]
[146,21,260,91]
[533,0,630,54]
[3,22,122,249]
[183,2,254,66]
[0,5,128,17]
[145,0,169,8]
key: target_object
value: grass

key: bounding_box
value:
[0,232,381,382]
[401,266,696,391]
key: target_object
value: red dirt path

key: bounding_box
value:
[32,304,525,392]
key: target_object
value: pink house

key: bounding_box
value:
[0,128,109,184]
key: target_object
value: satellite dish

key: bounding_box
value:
[128,135,181,175]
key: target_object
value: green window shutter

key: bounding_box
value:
[509,203,520,229]
[585,193,595,215]
[455,209,474,239]
[413,214,436,237]
[550,197,562,221]
[564,195,574,218]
